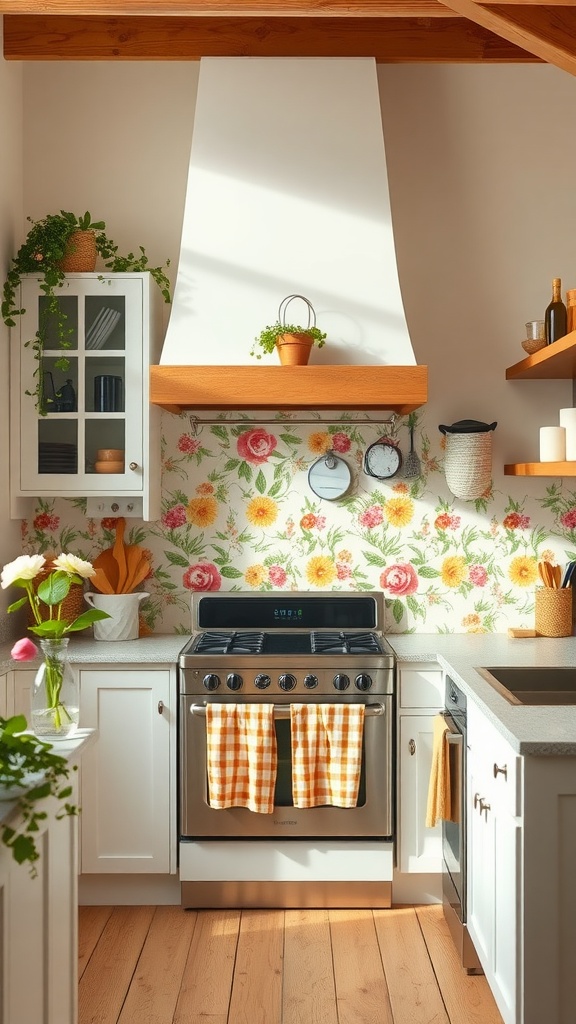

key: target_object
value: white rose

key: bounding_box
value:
[0,554,46,589]
[53,553,95,579]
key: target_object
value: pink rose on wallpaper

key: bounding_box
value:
[331,432,351,453]
[359,505,384,529]
[177,434,201,455]
[268,565,287,586]
[237,428,277,465]
[162,505,187,529]
[560,509,576,529]
[337,563,352,581]
[469,564,488,586]
[11,637,39,661]
[183,562,222,592]
[380,563,418,596]
[33,512,59,532]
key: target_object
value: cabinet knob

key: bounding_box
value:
[129,462,138,471]
[408,738,416,756]
[493,762,508,780]
[158,700,164,715]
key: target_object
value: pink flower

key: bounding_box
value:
[177,434,201,455]
[183,562,222,592]
[337,563,352,580]
[315,516,327,531]
[33,512,59,532]
[380,563,419,596]
[237,428,277,465]
[560,509,576,530]
[469,564,488,586]
[162,505,187,529]
[11,637,39,662]
[359,505,384,529]
[268,565,287,586]
[503,512,530,530]
[331,432,351,453]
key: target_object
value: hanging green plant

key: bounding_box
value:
[1,210,172,413]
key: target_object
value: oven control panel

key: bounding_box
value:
[180,666,393,696]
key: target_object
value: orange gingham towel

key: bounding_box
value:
[206,703,277,814]
[290,704,365,808]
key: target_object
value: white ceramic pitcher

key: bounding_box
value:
[84,592,149,641]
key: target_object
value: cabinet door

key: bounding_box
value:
[8,669,36,720]
[79,668,173,874]
[0,672,7,719]
[398,715,442,873]
[398,664,443,710]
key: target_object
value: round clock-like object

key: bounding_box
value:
[364,438,402,480]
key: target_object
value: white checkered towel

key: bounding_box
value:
[290,704,365,808]
[206,703,277,814]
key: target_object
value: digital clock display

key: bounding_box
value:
[197,596,377,630]
[273,606,304,623]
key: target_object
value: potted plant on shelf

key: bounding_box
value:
[0,713,78,876]
[1,210,172,413]
[250,293,327,365]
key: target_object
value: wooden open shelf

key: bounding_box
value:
[504,462,576,477]
[506,330,576,380]
[149,364,428,415]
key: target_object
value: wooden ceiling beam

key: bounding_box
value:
[2,13,541,60]
[443,0,576,73]
[0,0,574,12]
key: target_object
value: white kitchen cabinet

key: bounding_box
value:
[397,663,443,873]
[0,672,6,719]
[10,272,161,520]
[7,668,35,720]
[78,666,176,874]
[467,702,522,1024]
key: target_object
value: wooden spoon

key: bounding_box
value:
[122,550,151,595]
[90,566,116,595]
[113,517,128,594]
[92,548,120,592]
[538,561,552,587]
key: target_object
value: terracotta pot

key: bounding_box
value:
[275,333,313,366]
[57,230,97,272]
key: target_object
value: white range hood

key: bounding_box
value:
[160,56,417,370]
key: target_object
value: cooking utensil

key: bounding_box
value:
[538,560,553,587]
[562,560,576,588]
[308,451,351,500]
[113,518,128,594]
[404,423,421,478]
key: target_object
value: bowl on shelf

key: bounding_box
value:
[94,461,124,474]
[96,448,124,462]
[521,338,547,356]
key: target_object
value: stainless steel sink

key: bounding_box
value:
[477,666,576,705]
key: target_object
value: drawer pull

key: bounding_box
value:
[158,700,164,715]
[493,762,508,780]
[473,792,482,809]
[408,738,416,756]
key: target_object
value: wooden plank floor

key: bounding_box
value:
[78,904,504,1024]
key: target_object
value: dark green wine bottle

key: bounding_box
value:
[545,277,567,345]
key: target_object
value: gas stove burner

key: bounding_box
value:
[194,630,265,655]
[311,631,383,655]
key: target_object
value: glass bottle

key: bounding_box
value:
[545,278,567,345]
[31,638,79,740]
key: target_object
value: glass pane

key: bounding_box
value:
[85,420,126,474]
[85,295,125,352]
[38,419,78,474]
[85,356,125,413]
[273,720,366,808]
[38,295,78,352]
[40,356,78,415]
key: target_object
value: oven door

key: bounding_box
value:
[442,712,464,916]
[179,696,393,839]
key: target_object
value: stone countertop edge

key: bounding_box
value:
[2,632,576,756]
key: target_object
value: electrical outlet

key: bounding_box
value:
[85,498,142,518]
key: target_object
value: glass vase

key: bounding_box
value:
[31,638,79,740]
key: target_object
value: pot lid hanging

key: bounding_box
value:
[438,419,497,435]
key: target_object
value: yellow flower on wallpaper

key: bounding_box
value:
[308,432,332,454]
[441,555,467,588]
[385,496,414,528]
[245,564,266,587]
[508,555,538,587]
[306,555,337,587]
[186,495,219,527]
[246,496,278,527]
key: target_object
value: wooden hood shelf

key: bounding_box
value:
[149,364,428,415]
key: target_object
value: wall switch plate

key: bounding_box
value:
[86,498,143,518]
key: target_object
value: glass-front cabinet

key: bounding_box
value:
[11,273,162,520]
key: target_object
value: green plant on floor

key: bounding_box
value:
[0,714,77,876]
[1,210,172,413]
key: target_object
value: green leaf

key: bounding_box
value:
[238,462,252,483]
[165,551,190,568]
[255,470,266,494]
[219,566,244,579]
[419,566,440,578]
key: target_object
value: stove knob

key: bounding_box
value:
[226,673,243,691]
[303,674,319,689]
[203,673,221,692]
[333,673,350,691]
[355,673,373,692]
[254,673,271,690]
[278,673,297,692]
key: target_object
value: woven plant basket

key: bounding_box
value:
[535,587,573,638]
[57,230,97,273]
[27,564,85,628]
[443,432,493,501]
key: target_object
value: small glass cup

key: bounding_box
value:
[526,320,545,341]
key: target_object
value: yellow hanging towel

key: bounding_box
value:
[426,713,455,827]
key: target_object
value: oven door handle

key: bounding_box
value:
[190,702,386,718]
[442,713,464,747]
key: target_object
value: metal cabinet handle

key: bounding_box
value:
[129,462,138,471]
[409,738,416,756]
[474,792,482,810]
[158,700,164,715]
[493,762,508,780]
[479,798,491,820]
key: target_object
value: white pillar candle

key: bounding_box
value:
[560,408,576,460]
[540,425,566,462]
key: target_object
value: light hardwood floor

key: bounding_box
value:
[78,904,504,1024]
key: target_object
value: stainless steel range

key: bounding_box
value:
[178,591,396,909]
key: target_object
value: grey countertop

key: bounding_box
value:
[2,632,576,756]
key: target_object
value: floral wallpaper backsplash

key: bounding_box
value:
[19,411,576,636]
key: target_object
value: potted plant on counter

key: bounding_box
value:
[1,210,172,412]
[250,293,327,365]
